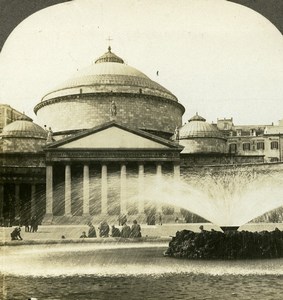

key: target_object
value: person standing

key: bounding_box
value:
[158,213,162,226]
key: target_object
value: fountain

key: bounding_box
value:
[139,166,283,231]
[1,166,283,299]
[136,166,283,259]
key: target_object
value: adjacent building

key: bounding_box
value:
[0,104,26,133]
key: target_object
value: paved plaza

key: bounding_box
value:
[1,223,283,245]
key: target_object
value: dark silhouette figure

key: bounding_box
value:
[87,222,97,238]
[130,220,142,238]
[111,225,121,237]
[99,221,110,237]
[24,218,30,232]
[30,215,39,232]
[120,214,127,226]
[121,223,131,238]
[158,213,162,226]
[11,227,22,240]
[80,231,87,238]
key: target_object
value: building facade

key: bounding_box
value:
[0,104,26,133]
[0,48,282,226]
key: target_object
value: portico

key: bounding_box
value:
[43,122,183,224]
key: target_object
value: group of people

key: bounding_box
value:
[23,215,40,233]
[165,227,283,259]
[80,220,142,239]
[10,215,40,240]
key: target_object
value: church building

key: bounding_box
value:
[0,47,282,225]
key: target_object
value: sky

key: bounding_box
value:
[0,0,283,125]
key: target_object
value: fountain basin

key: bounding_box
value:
[1,242,283,300]
[165,229,283,259]
[220,226,240,232]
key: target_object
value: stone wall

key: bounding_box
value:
[179,137,227,154]
[35,94,184,135]
[180,153,264,167]
[0,137,46,153]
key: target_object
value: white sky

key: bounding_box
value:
[0,0,283,125]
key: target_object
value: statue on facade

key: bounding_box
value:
[46,127,53,143]
[173,126,179,140]
[110,100,117,118]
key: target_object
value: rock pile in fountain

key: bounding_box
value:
[164,228,283,259]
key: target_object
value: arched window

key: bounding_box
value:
[257,142,265,150]
[271,141,279,149]
[243,143,251,151]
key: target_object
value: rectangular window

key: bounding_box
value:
[243,143,250,151]
[229,144,237,153]
[271,141,279,149]
[257,142,265,150]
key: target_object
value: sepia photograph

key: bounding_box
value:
[0,0,283,299]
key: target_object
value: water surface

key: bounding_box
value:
[1,243,283,299]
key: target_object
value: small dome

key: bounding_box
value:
[179,113,223,139]
[95,46,124,64]
[1,116,47,139]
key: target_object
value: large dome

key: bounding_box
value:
[34,48,185,137]
[39,47,177,103]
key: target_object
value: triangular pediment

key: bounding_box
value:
[46,122,181,150]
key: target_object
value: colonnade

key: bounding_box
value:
[0,183,38,224]
[45,162,181,217]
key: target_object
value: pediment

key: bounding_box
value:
[47,123,180,150]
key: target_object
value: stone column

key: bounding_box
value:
[15,184,20,220]
[120,163,127,214]
[83,164,90,215]
[173,162,181,214]
[46,165,53,215]
[31,184,36,217]
[156,163,162,214]
[101,164,108,215]
[65,164,72,216]
[138,163,145,214]
[0,184,3,224]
